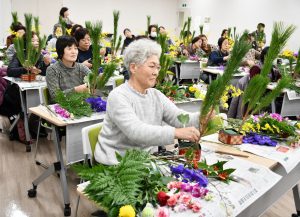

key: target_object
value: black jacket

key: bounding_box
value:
[7,54,49,77]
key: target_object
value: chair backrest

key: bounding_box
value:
[82,122,103,164]
[180,62,201,80]
[112,76,125,89]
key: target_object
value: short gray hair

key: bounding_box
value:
[123,39,162,73]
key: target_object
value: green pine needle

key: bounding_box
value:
[11,12,19,26]
[97,62,118,89]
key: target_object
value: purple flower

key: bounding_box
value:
[98,67,103,74]
[54,104,70,118]
[181,183,193,192]
[85,97,107,112]
[170,165,184,174]
[243,133,277,147]
[191,186,208,198]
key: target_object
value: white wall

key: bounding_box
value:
[188,0,300,50]
[0,0,12,45]
[63,0,179,37]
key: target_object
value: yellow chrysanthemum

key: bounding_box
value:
[189,86,197,93]
[272,125,280,133]
[66,28,72,35]
[296,123,300,129]
[256,123,261,131]
[119,205,135,217]
[242,122,256,133]
[8,29,17,36]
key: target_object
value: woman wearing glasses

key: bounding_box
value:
[94,39,200,165]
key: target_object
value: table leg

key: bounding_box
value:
[27,125,71,216]
[271,99,276,113]
[293,185,300,216]
[19,88,31,152]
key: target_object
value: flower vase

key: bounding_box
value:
[218,129,243,145]
[178,141,201,161]
[21,74,36,82]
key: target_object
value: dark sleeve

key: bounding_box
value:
[7,54,27,77]
[36,55,49,76]
[208,51,225,66]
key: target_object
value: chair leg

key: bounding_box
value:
[75,194,80,217]
[34,118,42,161]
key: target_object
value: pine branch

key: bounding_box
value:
[242,22,296,117]
[199,25,204,35]
[111,10,120,56]
[34,17,40,36]
[11,12,18,26]
[96,62,117,89]
[85,21,103,94]
[59,16,67,35]
[145,15,151,35]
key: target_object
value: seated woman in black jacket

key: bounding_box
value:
[74,28,93,69]
[1,32,50,131]
[7,32,51,77]
[207,37,230,66]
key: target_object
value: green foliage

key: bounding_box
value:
[242,22,296,119]
[199,25,204,35]
[203,116,223,136]
[55,90,93,118]
[295,49,300,74]
[177,114,190,127]
[157,34,173,84]
[96,62,118,89]
[59,16,67,35]
[85,21,103,94]
[156,81,187,101]
[11,12,18,26]
[13,14,46,71]
[145,15,151,35]
[198,159,235,183]
[33,17,40,36]
[200,32,251,135]
[180,17,192,47]
[111,10,122,56]
[73,150,167,215]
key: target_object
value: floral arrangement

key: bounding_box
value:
[54,90,93,118]
[279,49,298,74]
[13,13,46,74]
[186,85,206,100]
[220,85,243,109]
[156,81,187,102]
[85,97,107,112]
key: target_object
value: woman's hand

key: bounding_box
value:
[29,66,42,75]
[43,55,51,66]
[82,60,92,68]
[74,84,89,93]
[175,127,200,143]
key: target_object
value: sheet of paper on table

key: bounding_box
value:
[77,153,281,217]
[239,143,300,173]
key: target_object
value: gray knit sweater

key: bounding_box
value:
[46,60,90,102]
[94,82,200,165]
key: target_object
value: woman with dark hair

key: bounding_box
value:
[74,28,92,68]
[46,36,90,102]
[200,34,216,56]
[70,24,83,36]
[121,28,135,54]
[207,37,230,66]
[148,25,158,41]
[6,25,26,63]
[217,29,228,47]
[181,36,203,57]
[6,23,26,48]
[59,7,74,26]
[0,32,50,135]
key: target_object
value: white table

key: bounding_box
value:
[175,98,202,113]
[28,105,105,216]
[203,67,249,84]
[4,76,46,151]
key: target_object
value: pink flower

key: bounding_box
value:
[192,202,202,213]
[167,195,178,207]
[270,113,283,122]
[156,207,170,217]
[191,186,208,198]
[167,181,182,189]
[174,204,187,212]
[181,183,193,192]
[180,194,192,205]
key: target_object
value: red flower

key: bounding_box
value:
[218,172,228,180]
[213,166,219,171]
[167,195,178,207]
[193,160,198,169]
[157,191,170,206]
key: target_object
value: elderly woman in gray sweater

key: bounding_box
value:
[94,39,200,165]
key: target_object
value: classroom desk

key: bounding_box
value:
[201,135,300,217]
[4,76,46,151]
[27,105,105,216]
[203,67,249,84]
